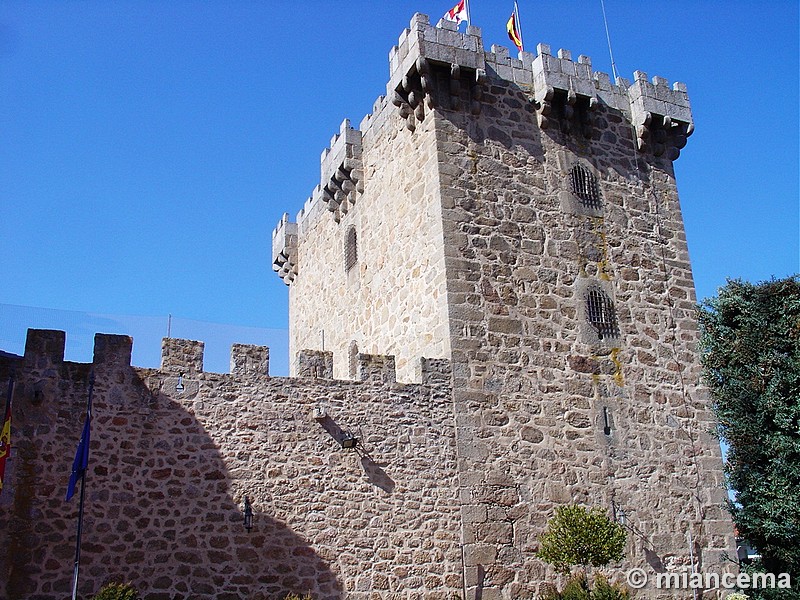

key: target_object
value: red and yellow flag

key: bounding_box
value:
[444,0,467,25]
[507,10,523,52]
[0,379,13,494]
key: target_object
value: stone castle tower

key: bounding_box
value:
[272,11,732,596]
[1,13,732,600]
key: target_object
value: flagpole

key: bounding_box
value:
[70,372,94,600]
[514,1,524,53]
[465,0,471,26]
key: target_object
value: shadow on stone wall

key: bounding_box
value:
[318,415,396,494]
[0,341,343,600]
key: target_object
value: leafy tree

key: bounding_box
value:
[536,505,627,574]
[698,276,800,585]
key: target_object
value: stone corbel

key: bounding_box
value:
[324,157,363,222]
[535,86,597,138]
[634,112,693,161]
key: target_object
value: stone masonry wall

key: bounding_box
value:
[286,101,451,383]
[0,330,462,600]
[418,26,733,600]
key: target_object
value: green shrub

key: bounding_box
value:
[92,582,140,600]
[561,574,590,600]
[283,594,313,600]
[591,575,629,600]
[539,574,630,600]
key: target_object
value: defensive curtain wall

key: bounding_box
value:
[2,12,734,600]
[0,330,460,599]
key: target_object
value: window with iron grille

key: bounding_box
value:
[345,227,357,272]
[586,287,619,339]
[569,164,602,209]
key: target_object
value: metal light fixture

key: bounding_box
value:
[612,500,627,526]
[176,373,185,392]
[243,496,253,532]
[341,433,359,449]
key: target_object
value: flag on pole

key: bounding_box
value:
[66,409,91,501]
[507,6,524,52]
[0,378,13,494]
[444,0,467,25]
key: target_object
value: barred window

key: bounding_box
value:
[569,164,602,209]
[345,227,357,272]
[586,287,619,339]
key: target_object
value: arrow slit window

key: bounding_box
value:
[345,227,358,272]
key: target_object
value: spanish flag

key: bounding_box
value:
[507,5,524,52]
[0,377,13,494]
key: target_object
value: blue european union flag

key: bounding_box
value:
[65,413,91,502]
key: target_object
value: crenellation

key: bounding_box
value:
[24,328,65,367]
[317,119,364,223]
[296,349,334,379]
[161,337,204,375]
[92,333,132,369]
[230,343,269,377]
[420,357,452,386]
[0,328,461,599]
[356,353,397,385]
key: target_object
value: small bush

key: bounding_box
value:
[591,575,629,600]
[92,582,140,600]
[283,594,313,600]
[561,574,590,600]
[539,574,629,600]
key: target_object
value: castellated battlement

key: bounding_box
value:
[272,12,694,282]
[5,328,450,387]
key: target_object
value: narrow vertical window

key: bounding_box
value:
[569,164,602,209]
[345,226,358,272]
[603,407,612,435]
[348,341,359,380]
[586,287,619,339]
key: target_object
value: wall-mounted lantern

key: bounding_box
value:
[243,496,253,532]
[611,500,627,526]
[341,433,359,449]
[176,372,185,393]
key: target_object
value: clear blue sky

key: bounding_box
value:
[1,1,798,351]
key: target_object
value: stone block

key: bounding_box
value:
[230,344,270,377]
[161,337,204,375]
[357,353,396,384]
[296,349,333,379]
[24,328,65,366]
[93,333,132,369]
